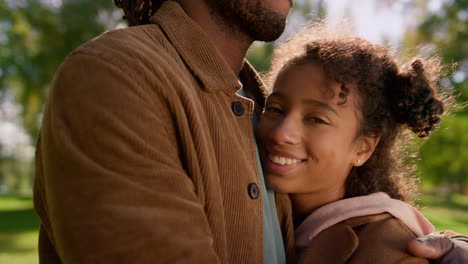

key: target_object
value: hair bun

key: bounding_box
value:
[390,59,444,138]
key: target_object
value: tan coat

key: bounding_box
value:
[297,213,429,264]
[33,1,294,263]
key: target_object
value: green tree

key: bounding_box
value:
[406,0,468,194]
[0,0,119,138]
[418,115,468,194]
[0,0,120,193]
[406,0,467,104]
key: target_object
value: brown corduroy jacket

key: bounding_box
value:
[297,213,429,264]
[33,2,294,263]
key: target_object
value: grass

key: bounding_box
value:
[0,195,40,264]
[417,193,468,235]
[0,231,38,264]
[0,193,466,264]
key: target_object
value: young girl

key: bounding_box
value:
[256,26,454,263]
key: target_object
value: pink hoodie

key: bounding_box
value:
[295,192,434,248]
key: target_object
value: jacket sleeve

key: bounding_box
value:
[39,52,220,263]
[296,215,431,264]
[349,217,430,264]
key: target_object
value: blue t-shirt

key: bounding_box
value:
[237,89,286,264]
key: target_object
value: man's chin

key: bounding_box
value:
[248,17,287,42]
[256,25,286,41]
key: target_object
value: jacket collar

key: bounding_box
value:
[150,1,242,93]
[239,60,269,113]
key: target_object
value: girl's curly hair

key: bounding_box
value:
[113,0,168,26]
[266,23,454,204]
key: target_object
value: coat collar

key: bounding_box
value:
[239,60,269,113]
[149,1,242,93]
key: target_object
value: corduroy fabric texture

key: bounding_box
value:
[33,1,294,263]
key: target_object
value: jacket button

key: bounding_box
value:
[248,183,260,199]
[232,101,245,116]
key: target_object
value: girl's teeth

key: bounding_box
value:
[268,154,300,165]
[273,155,280,163]
[278,157,286,165]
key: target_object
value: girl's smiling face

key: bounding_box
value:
[257,61,376,200]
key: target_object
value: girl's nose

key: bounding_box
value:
[270,116,301,145]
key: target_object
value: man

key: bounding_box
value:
[33,0,467,263]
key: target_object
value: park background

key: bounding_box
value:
[0,0,467,263]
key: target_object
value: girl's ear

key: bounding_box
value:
[353,135,380,167]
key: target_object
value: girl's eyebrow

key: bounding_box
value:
[302,99,339,116]
[269,91,339,116]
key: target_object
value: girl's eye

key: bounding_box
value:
[264,105,284,115]
[308,117,329,125]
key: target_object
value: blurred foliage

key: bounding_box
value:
[405,0,468,194]
[418,192,468,234]
[0,0,118,138]
[418,115,468,194]
[0,0,119,193]
[404,0,467,103]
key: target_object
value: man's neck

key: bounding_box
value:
[176,0,252,75]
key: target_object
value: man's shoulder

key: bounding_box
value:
[49,25,187,107]
[76,24,167,55]
[66,24,177,72]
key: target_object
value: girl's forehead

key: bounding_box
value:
[272,61,360,113]
[274,62,342,98]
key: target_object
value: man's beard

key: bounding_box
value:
[205,0,288,42]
